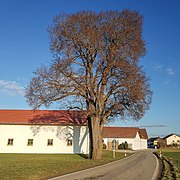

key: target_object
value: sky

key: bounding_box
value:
[0,0,180,137]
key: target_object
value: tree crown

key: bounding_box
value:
[26,10,152,122]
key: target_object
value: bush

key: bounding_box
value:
[118,141,129,150]
[124,141,128,149]
[172,143,178,147]
[118,143,125,149]
[102,143,107,149]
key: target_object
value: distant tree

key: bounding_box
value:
[157,139,166,148]
[26,10,152,160]
[124,141,128,150]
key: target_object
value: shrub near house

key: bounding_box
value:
[118,141,129,150]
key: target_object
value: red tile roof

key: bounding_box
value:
[102,127,148,139]
[103,127,139,138]
[0,110,86,125]
[0,110,148,139]
[139,128,148,139]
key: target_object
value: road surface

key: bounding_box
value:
[49,150,159,180]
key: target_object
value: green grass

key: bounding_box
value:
[158,148,180,179]
[159,148,180,153]
[0,150,130,180]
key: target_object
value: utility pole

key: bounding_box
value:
[113,139,116,158]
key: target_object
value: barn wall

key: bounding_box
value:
[103,133,147,150]
[0,124,89,154]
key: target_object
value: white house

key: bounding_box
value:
[0,110,148,154]
[0,110,89,154]
[163,133,180,146]
[102,127,148,150]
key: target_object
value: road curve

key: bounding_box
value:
[49,150,159,180]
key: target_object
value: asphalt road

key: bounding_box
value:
[50,150,159,180]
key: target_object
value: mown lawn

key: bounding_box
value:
[158,148,180,179]
[160,148,180,163]
[0,150,130,180]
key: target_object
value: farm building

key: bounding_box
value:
[0,110,148,154]
[163,133,180,146]
[103,127,148,150]
[0,110,89,154]
[147,137,166,148]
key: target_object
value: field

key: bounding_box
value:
[158,148,180,179]
[0,150,129,180]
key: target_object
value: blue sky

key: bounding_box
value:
[0,0,179,137]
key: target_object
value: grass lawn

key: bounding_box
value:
[158,148,180,179]
[159,148,180,161]
[0,150,130,180]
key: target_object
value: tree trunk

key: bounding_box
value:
[88,115,103,160]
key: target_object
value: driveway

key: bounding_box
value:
[49,150,159,180]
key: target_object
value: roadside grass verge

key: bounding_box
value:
[157,148,180,179]
[0,150,131,180]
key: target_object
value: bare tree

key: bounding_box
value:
[26,10,152,159]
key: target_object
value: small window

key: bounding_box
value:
[27,139,33,146]
[7,139,13,146]
[67,139,72,146]
[47,139,53,146]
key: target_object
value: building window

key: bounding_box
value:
[7,139,13,146]
[27,139,33,146]
[67,139,72,146]
[47,139,53,146]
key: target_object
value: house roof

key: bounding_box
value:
[139,128,148,139]
[0,109,86,125]
[102,127,148,139]
[163,133,180,139]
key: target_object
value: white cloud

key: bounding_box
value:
[154,63,163,71]
[166,68,175,75]
[152,62,175,76]
[0,80,25,96]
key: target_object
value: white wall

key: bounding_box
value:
[166,134,180,145]
[140,139,147,149]
[103,132,147,150]
[0,124,89,154]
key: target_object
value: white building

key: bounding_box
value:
[102,127,148,150]
[0,110,89,154]
[0,110,148,154]
[163,133,180,146]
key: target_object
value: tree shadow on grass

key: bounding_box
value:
[77,153,88,159]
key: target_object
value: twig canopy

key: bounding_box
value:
[26,10,152,159]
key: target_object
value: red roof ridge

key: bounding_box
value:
[104,126,139,129]
[103,126,148,139]
[0,109,86,125]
